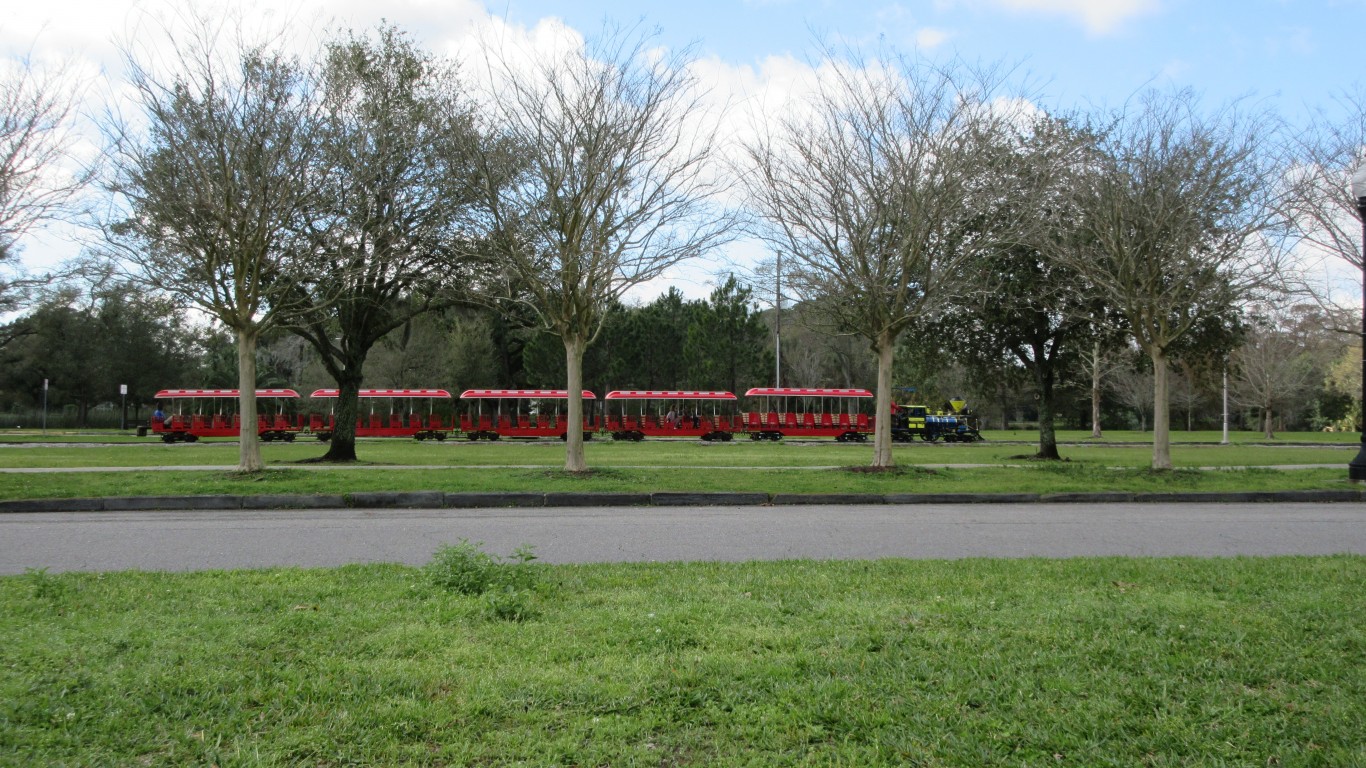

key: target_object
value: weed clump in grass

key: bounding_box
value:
[24,567,70,605]
[425,540,544,620]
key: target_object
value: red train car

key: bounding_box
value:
[307,389,454,441]
[743,387,873,441]
[459,389,598,440]
[603,390,738,441]
[148,389,301,443]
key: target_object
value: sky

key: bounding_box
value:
[3,0,1364,301]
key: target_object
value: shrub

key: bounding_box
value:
[425,540,543,620]
[425,539,500,595]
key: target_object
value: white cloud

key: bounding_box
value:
[992,0,1160,35]
[1160,58,1189,80]
[914,27,952,49]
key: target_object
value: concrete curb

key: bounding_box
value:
[241,494,348,509]
[345,491,446,509]
[770,493,885,506]
[444,492,545,508]
[0,489,1362,514]
[651,492,770,506]
[885,492,1040,504]
[544,492,652,507]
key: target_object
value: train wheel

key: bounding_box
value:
[285,433,295,442]
[185,434,199,443]
[161,434,174,443]
[318,433,331,442]
[435,433,447,441]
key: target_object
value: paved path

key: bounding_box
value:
[2,502,1361,574]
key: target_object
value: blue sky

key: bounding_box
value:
[494,0,1362,125]
[3,0,1363,296]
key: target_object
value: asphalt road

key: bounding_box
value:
[1,502,1363,574]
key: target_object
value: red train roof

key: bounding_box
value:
[459,389,597,400]
[309,389,452,399]
[744,387,873,398]
[604,390,737,400]
[154,389,299,399]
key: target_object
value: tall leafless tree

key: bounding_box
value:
[745,52,1013,467]
[1110,360,1154,432]
[1286,86,1365,288]
[1063,89,1289,469]
[0,47,86,327]
[1230,307,1322,438]
[474,26,734,472]
[103,14,323,472]
[1078,339,1128,438]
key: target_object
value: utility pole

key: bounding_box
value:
[774,250,782,388]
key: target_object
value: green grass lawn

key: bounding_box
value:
[0,435,1360,500]
[3,554,1362,766]
[2,426,1360,445]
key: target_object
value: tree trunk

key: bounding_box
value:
[564,333,588,473]
[1035,360,1061,460]
[236,326,264,473]
[1150,347,1172,470]
[871,331,895,468]
[1263,406,1275,439]
[1090,341,1103,439]
[998,380,1010,431]
[323,374,362,462]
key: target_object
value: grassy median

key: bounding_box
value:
[0,432,1360,501]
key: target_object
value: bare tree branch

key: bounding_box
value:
[744,49,1018,467]
[0,45,88,317]
[100,9,324,472]
[1063,89,1290,469]
[474,23,737,472]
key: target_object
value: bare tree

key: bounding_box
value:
[1230,309,1321,438]
[1167,362,1204,432]
[1286,86,1365,285]
[1110,360,1153,432]
[1063,89,1289,469]
[103,15,322,472]
[0,47,86,325]
[1078,339,1127,438]
[474,26,734,472]
[745,52,1013,467]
